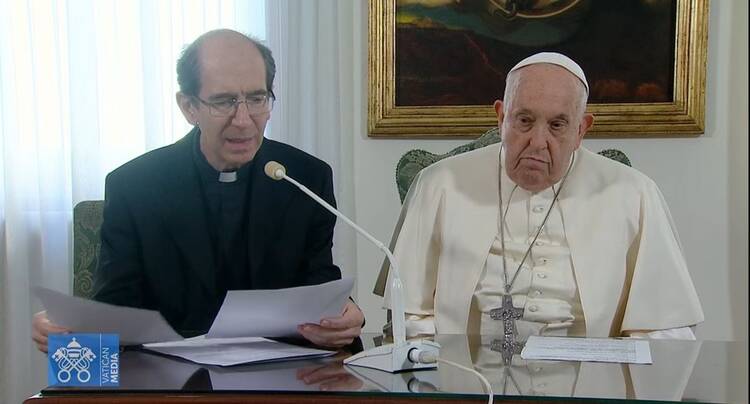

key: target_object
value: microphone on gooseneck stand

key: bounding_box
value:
[264,161,440,373]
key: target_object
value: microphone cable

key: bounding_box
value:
[410,350,494,404]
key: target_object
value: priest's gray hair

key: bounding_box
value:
[176,29,276,97]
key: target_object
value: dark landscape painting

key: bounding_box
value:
[395,0,677,106]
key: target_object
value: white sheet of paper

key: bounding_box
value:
[34,287,183,345]
[144,336,335,366]
[206,278,354,338]
[521,336,652,364]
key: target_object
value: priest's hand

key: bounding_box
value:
[32,310,70,353]
[297,301,364,348]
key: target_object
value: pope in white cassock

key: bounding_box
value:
[375,52,704,343]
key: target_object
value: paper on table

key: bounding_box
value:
[34,287,183,345]
[207,278,354,338]
[521,336,652,364]
[144,336,335,366]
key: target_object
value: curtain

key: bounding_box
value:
[265,0,359,284]
[0,1,264,402]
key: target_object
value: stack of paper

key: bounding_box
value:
[144,336,334,366]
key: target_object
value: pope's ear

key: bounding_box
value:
[573,113,594,148]
[493,100,505,126]
[579,113,594,137]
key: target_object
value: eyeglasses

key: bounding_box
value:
[193,91,275,117]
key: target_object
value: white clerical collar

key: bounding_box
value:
[218,171,237,183]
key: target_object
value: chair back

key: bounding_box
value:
[73,200,104,298]
[395,128,631,203]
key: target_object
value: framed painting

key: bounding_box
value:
[368,0,709,138]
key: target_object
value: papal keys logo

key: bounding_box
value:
[48,334,119,386]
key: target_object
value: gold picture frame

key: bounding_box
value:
[368,0,709,138]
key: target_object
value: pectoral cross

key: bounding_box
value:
[489,294,524,365]
[490,336,525,366]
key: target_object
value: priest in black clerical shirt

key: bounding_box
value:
[32,29,364,352]
[193,129,255,300]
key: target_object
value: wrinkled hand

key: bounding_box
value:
[296,361,363,391]
[32,311,70,353]
[298,301,363,348]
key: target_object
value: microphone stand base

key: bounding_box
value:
[343,339,440,373]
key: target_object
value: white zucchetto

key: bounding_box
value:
[509,52,589,94]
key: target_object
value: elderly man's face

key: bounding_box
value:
[178,33,270,171]
[494,64,593,193]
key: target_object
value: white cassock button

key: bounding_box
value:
[536,258,547,266]
[535,241,544,246]
[537,273,547,279]
[533,206,545,213]
[528,305,538,312]
[534,367,543,372]
[533,290,543,296]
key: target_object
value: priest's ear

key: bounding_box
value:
[176,92,199,126]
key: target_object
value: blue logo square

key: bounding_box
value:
[48,334,120,387]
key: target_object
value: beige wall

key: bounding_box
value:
[349,1,748,343]
[725,1,748,402]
